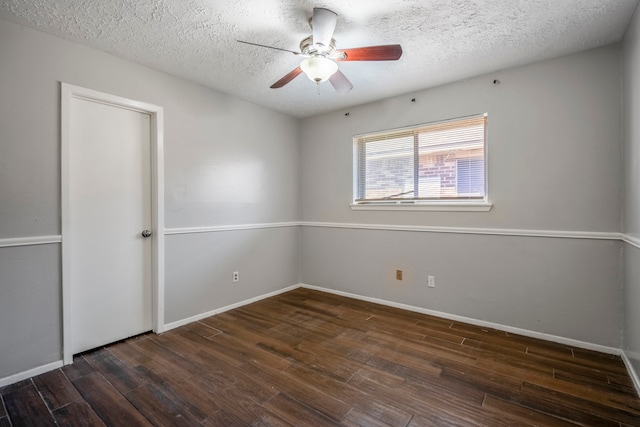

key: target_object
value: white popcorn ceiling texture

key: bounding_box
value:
[0,0,638,117]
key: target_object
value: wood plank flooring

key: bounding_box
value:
[1,288,639,426]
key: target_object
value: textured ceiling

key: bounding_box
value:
[1,0,638,118]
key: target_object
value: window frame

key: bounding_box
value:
[351,114,492,212]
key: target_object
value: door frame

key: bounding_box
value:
[60,83,165,364]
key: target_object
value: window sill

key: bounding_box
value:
[350,201,493,212]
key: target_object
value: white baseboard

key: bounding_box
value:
[621,351,640,396]
[0,283,630,389]
[1,284,299,387]
[300,284,621,355]
[162,284,301,332]
[164,282,621,355]
[0,360,63,388]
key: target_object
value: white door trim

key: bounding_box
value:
[60,83,165,364]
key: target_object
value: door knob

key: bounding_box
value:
[141,230,152,238]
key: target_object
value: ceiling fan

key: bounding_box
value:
[238,7,403,94]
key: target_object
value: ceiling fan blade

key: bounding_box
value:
[335,44,403,61]
[329,70,353,94]
[312,7,338,48]
[270,67,303,89]
[237,40,300,55]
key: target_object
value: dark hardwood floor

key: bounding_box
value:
[1,288,639,426]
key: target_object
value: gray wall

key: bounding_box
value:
[302,227,621,346]
[165,227,299,324]
[0,13,635,383]
[300,46,624,347]
[0,245,61,377]
[623,4,640,381]
[624,245,640,377]
[0,18,300,379]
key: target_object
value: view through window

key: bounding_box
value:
[354,114,487,204]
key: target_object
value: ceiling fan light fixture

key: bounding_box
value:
[300,56,338,83]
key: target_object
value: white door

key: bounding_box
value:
[68,96,153,354]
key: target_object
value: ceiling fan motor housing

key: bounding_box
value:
[300,35,336,57]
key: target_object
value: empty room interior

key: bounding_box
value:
[2,0,640,425]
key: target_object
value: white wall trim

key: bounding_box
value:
[151,105,166,334]
[621,351,640,396]
[0,225,624,244]
[0,235,62,248]
[0,360,63,388]
[301,284,621,355]
[300,221,621,241]
[164,222,300,235]
[622,233,640,250]
[162,284,300,331]
[0,224,627,245]
[60,82,165,363]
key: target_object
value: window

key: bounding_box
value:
[353,114,489,210]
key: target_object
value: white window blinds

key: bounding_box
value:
[355,114,487,203]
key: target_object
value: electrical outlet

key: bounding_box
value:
[428,275,435,288]
[233,271,239,283]
[396,270,403,280]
